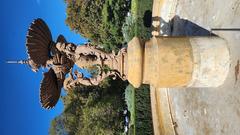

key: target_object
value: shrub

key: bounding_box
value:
[124,84,153,135]
[122,14,136,43]
[135,85,153,135]
[124,84,136,135]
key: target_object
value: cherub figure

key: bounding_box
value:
[63,68,118,91]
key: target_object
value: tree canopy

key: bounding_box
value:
[49,78,127,135]
[65,0,131,52]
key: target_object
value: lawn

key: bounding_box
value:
[122,0,153,43]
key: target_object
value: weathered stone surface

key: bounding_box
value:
[127,37,144,88]
[129,36,229,88]
[151,0,240,135]
[143,37,193,87]
[188,37,230,87]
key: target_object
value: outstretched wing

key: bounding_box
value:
[50,34,67,55]
[56,34,67,43]
[40,68,61,109]
[26,18,53,66]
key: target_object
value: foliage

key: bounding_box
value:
[122,14,136,43]
[125,85,135,125]
[78,95,123,135]
[49,78,128,135]
[49,116,69,135]
[122,0,153,42]
[124,84,135,135]
[54,1,155,134]
[87,64,110,77]
[135,85,153,135]
[65,0,131,52]
[124,84,153,135]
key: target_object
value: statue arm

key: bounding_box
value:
[88,71,115,85]
[75,44,115,60]
[63,69,117,90]
[75,70,115,86]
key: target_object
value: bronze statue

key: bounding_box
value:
[8,18,127,109]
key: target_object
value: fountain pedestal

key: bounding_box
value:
[126,37,230,88]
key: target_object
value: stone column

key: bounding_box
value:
[127,37,230,88]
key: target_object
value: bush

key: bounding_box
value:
[125,85,135,125]
[124,84,135,135]
[122,14,136,43]
[135,85,153,135]
[124,84,153,135]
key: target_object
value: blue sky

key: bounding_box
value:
[0,0,87,135]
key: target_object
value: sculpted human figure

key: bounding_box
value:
[45,53,74,80]
[8,18,127,109]
[56,42,115,63]
[63,68,117,91]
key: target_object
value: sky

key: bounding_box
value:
[0,0,88,135]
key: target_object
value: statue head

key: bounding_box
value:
[56,42,66,52]
[56,42,76,53]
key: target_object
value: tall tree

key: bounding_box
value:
[49,78,127,135]
[65,0,131,52]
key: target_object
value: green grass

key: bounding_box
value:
[132,0,153,39]
[122,0,153,42]
[131,0,153,38]
[131,0,153,17]
[131,0,138,17]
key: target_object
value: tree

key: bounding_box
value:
[49,78,128,135]
[65,0,131,52]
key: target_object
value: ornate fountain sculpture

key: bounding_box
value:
[8,18,230,109]
[8,18,127,109]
